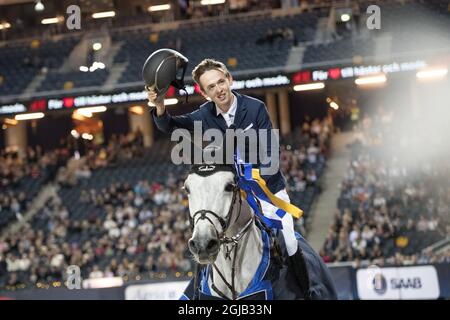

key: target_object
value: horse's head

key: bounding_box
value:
[184,164,241,264]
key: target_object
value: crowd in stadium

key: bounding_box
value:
[57,130,145,188]
[2,110,448,289]
[0,179,191,289]
[282,118,331,193]
[0,117,332,289]
[0,146,72,229]
[320,109,450,267]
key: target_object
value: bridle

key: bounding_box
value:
[189,181,240,237]
[185,164,308,300]
[187,176,254,300]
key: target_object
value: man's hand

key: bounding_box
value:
[146,87,166,116]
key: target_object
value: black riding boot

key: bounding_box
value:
[287,248,312,300]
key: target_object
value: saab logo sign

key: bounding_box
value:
[372,272,387,295]
[125,281,189,300]
[357,266,440,300]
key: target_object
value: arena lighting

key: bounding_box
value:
[200,0,226,5]
[355,74,387,86]
[0,22,11,30]
[79,66,89,72]
[92,42,102,51]
[148,4,171,12]
[129,106,144,115]
[4,118,18,125]
[41,17,63,25]
[341,14,351,22]
[35,0,44,12]
[293,82,325,91]
[81,133,94,140]
[70,129,80,139]
[416,67,448,81]
[330,101,339,110]
[81,106,107,113]
[76,106,107,117]
[15,112,45,121]
[83,277,123,289]
[95,62,105,69]
[72,111,89,120]
[92,11,116,19]
[148,98,178,107]
[88,61,106,72]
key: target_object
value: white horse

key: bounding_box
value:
[182,164,337,300]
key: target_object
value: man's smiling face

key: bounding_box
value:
[199,69,234,111]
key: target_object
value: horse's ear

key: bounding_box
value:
[181,185,189,194]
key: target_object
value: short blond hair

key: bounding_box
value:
[192,59,230,91]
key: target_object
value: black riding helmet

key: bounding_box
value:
[142,48,189,97]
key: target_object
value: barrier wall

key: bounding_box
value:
[1,263,448,300]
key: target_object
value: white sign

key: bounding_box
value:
[180,75,290,95]
[0,103,27,114]
[357,265,440,300]
[312,70,329,81]
[74,94,112,107]
[43,91,148,109]
[312,60,428,81]
[48,99,64,110]
[125,281,190,300]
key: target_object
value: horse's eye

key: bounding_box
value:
[225,183,236,192]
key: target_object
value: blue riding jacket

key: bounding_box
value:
[151,91,286,194]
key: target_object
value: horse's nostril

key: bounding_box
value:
[188,239,199,254]
[206,239,219,253]
[189,238,219,256]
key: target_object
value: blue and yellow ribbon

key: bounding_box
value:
[233,152,303,230]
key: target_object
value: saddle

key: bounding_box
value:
[257,216,337,300]
[281,231,338,300]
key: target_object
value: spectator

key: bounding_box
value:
[89,265,104,279]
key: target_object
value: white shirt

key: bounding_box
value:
[215,94,237,127]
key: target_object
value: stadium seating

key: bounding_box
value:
[113,11,318,84]
[0,37,79,96]
[37,69,109,92]
[302,1,450,65]
[2,1,450,95]
[303,38,374,65]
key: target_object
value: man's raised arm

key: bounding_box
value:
[148,88,202,133]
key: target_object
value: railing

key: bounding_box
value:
[424,236,450,255]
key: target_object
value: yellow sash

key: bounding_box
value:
[251,169,303,219]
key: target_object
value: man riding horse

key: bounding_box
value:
[143,49,337,299]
